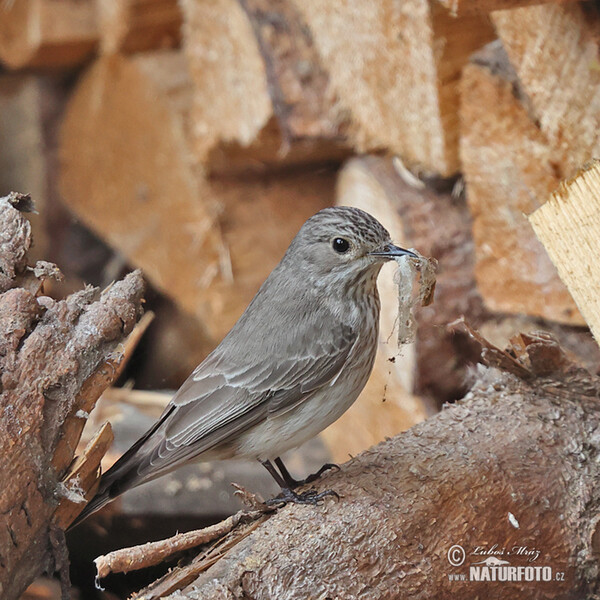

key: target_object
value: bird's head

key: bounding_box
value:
[285,206,416,288]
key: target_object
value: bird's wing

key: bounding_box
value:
[164,322,357,448]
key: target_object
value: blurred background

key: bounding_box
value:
[2,0,599,597]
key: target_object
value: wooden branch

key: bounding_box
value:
[291,0,495,176]
[0,194,145,600]
[460,43,583,324]
[124,333,600,599]
[492,2,600,177]
[97,0,182,54]
[529,160,600,344]
[0,0,97,69]
[438,0,578,17]
[95,509,265,578]
[59,51,332,341]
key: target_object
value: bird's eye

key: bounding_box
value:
[332,237,350,254]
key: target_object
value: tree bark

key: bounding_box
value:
[124,331,600,599]
[0,194,145,600]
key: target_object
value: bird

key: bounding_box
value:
[71,206,417,527]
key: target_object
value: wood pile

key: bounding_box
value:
[1,0,600,598]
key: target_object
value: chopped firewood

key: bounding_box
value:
[291,0,495,176]
[0,0,97,69]
[59,52,225,339]
[460,43,583,324]
[0,196,145,600]
[529,160,600,345]
[179,0,351,174]
[127,332,600,599]
[492,3,600,177]
[98,0,182,54]
[59,51,332,341]
[439,0,578,17]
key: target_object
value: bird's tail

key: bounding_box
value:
[68,449,143,530]
[68,407,175,530]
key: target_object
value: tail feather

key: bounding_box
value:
[68,406,176,530]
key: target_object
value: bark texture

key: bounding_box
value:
[135,333,600,599]
[0,194,145,600]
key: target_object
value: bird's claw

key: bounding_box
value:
[300,463,340,485]
[266,487,339,507]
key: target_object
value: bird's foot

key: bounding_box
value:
[265,487,339,507]
[299,463,340,486]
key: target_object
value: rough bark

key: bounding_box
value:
[291,0,495,176]
[180,0,351,174]
[0,194,145,600]
[460,43,583,325]
[59,51,333,342]
[98,0,182,54]
[530,159,600,344]
[0,0,97,69]
[122,332,600,599]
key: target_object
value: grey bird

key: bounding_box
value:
[72,206,417,526]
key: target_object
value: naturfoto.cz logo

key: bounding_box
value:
[446,544,565,583]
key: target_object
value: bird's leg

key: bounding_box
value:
[259,459,339,505]
[274,457,340,488]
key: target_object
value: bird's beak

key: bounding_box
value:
[369,243,418,260]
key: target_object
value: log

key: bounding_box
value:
[0,0,97,69]
[492,3,600,177]
[123,333,600,599]
[59,51,333,342]
[291,0,495,176]
[180,0,351,174]
[459,43,583,324]
[97,0,182,54]
[530,160,600,344]
[439,0,578,17]
[0,194,145,600]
